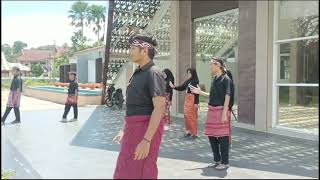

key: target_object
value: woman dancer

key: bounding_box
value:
[191,58,234,170]
[170,68,199,139]
[162,68,174,130]
[1,68,23,125]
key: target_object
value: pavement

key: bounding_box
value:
[1,104,318,179]
[1,89,64,113]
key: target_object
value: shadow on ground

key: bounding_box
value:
[71,106,319,178]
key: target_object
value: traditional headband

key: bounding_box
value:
[210,59,225,67]
[130,39,158,52]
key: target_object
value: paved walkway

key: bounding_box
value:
[1,89,65,112]
[1,105,318,179]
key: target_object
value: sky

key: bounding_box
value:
[1,1,108,48]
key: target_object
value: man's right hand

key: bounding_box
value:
[113,130,124,144]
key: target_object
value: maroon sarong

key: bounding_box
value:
[7,90,21,108]
[113,115,164,179]
[205,106,231,137]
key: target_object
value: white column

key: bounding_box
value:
[255,0,269,132]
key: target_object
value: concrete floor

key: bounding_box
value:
[1,105,318,179]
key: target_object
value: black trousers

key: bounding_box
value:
[62,104,78,119]
[208,136,230,165]
[1,107,20,122]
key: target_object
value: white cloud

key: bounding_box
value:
[2,14,101,48]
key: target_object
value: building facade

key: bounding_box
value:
[166,0,318,140]
[72,0,318,140]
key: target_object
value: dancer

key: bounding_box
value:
[169,68,199,139]
[162,68,174,130]
[61,72,78,123]
[191,58,234,170]
[113,34,166,179]
[1,68,23,125]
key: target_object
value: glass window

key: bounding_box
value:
[274,1,319,134]
[278,1,319,40]
[278,39,319,83]
[278,86,319,133]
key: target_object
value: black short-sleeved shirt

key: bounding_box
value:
[174,79,200,104]
[10,78,23,91]
[126,61,166,116]
[68,81,79,95]
[208,74,234,109]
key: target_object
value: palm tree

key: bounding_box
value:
[68,1,89,40]
[87,4,106,44]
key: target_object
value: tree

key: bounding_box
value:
[68,1,89,40]
[12,41,27,55]
[53,53,69,78]
[87,4,106,44]
[2,41,27,63]
[1,44,15,62]
[31,63,44,77]
[71,30,89,51]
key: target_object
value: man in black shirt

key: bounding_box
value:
[113,34,166,179]
[61,72,78,123]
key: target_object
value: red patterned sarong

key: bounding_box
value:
[163,93,171,125]
[183,93,198,135]
[113,115,164,179]
[7,90,21,108]
[65,95,78,105]
[205,105,231,137]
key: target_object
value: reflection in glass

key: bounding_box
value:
[278,86,319,133]
[278,1,319,40]
[278,40,319,83]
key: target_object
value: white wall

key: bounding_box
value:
[87,60,96,83]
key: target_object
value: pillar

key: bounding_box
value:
[238,1,257,124]
[255,0,270,131]
[170,0,193,114]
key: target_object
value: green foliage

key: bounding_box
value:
[53,53,70,77]
[12,41,28,55]
[68,1,107,51]
[24,79,55,87]
[1,44,15,62]
[1,82,10,89]
[1,170,16,179]
[87,4,106,43]
[68,1,89,39]
[71,30,89,51]
[1,41,27,63]
[31,63,44,77]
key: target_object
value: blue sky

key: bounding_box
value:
[2,1,108,48]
